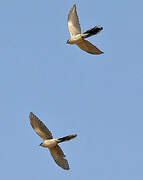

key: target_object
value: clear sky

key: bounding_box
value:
[0,0,143,179]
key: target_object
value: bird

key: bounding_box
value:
[29,112,77,170]
[67,4,103,55]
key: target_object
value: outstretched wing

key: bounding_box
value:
[68,4,81,37]
[29,112,53,140]
[50,145,69,170]
[77,40,103,55]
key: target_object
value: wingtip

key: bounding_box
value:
[72,4,76,10]
[29,112,35,119]
[71,134,77,139]
[63,166,70,170]
[63,168,70,170]
[73,134,77,138]
[70,134,77,139]
[69,4,77,18]
[29,112,32,116]
[96,51,104,55]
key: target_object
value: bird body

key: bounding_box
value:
[40,139,58,148]
[40,134,77,148]
[67,4,103,55]
[29,112,77,170]
[67,34,83,44]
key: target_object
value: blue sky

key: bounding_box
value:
[0,0,143,179]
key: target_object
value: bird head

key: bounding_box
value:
[66,40,70,44]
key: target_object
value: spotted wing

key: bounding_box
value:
[29,112,53,140]
[77,40,103,55]
[50,145,69,170]
[68,4,81,37]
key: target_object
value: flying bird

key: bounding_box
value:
[67,4,103,55]
[29,112,77,170]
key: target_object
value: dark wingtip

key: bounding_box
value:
[73,4,76,10]
[69,134,77,139]
[73,134,77,138]
[64,166,70,170]
[29,112,33,118]
[29,112,36,120]
[97,51,104,55]
[29,112,35,117]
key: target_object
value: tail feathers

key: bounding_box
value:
[83,26,103,38]
[58,134,77,143]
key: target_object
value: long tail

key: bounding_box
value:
[58,134,77,143]
[83,26,103,38]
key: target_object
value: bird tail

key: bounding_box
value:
[58,134,77,143]
[83,26,103,38]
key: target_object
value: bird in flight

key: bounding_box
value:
[67,4,103,55]
[29,112,77,170]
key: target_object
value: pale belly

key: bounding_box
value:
[70,35,83,44]
[42,139,57,148]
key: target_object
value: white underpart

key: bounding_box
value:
[69,34,83,44]
[42,139,58,148]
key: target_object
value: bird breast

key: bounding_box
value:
[42,139,58,148]
[70,34,83,44]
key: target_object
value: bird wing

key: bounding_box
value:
[29,112,53,140]
[77,40,103,55]
[68,4,81,37]
[50,145,69,170]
